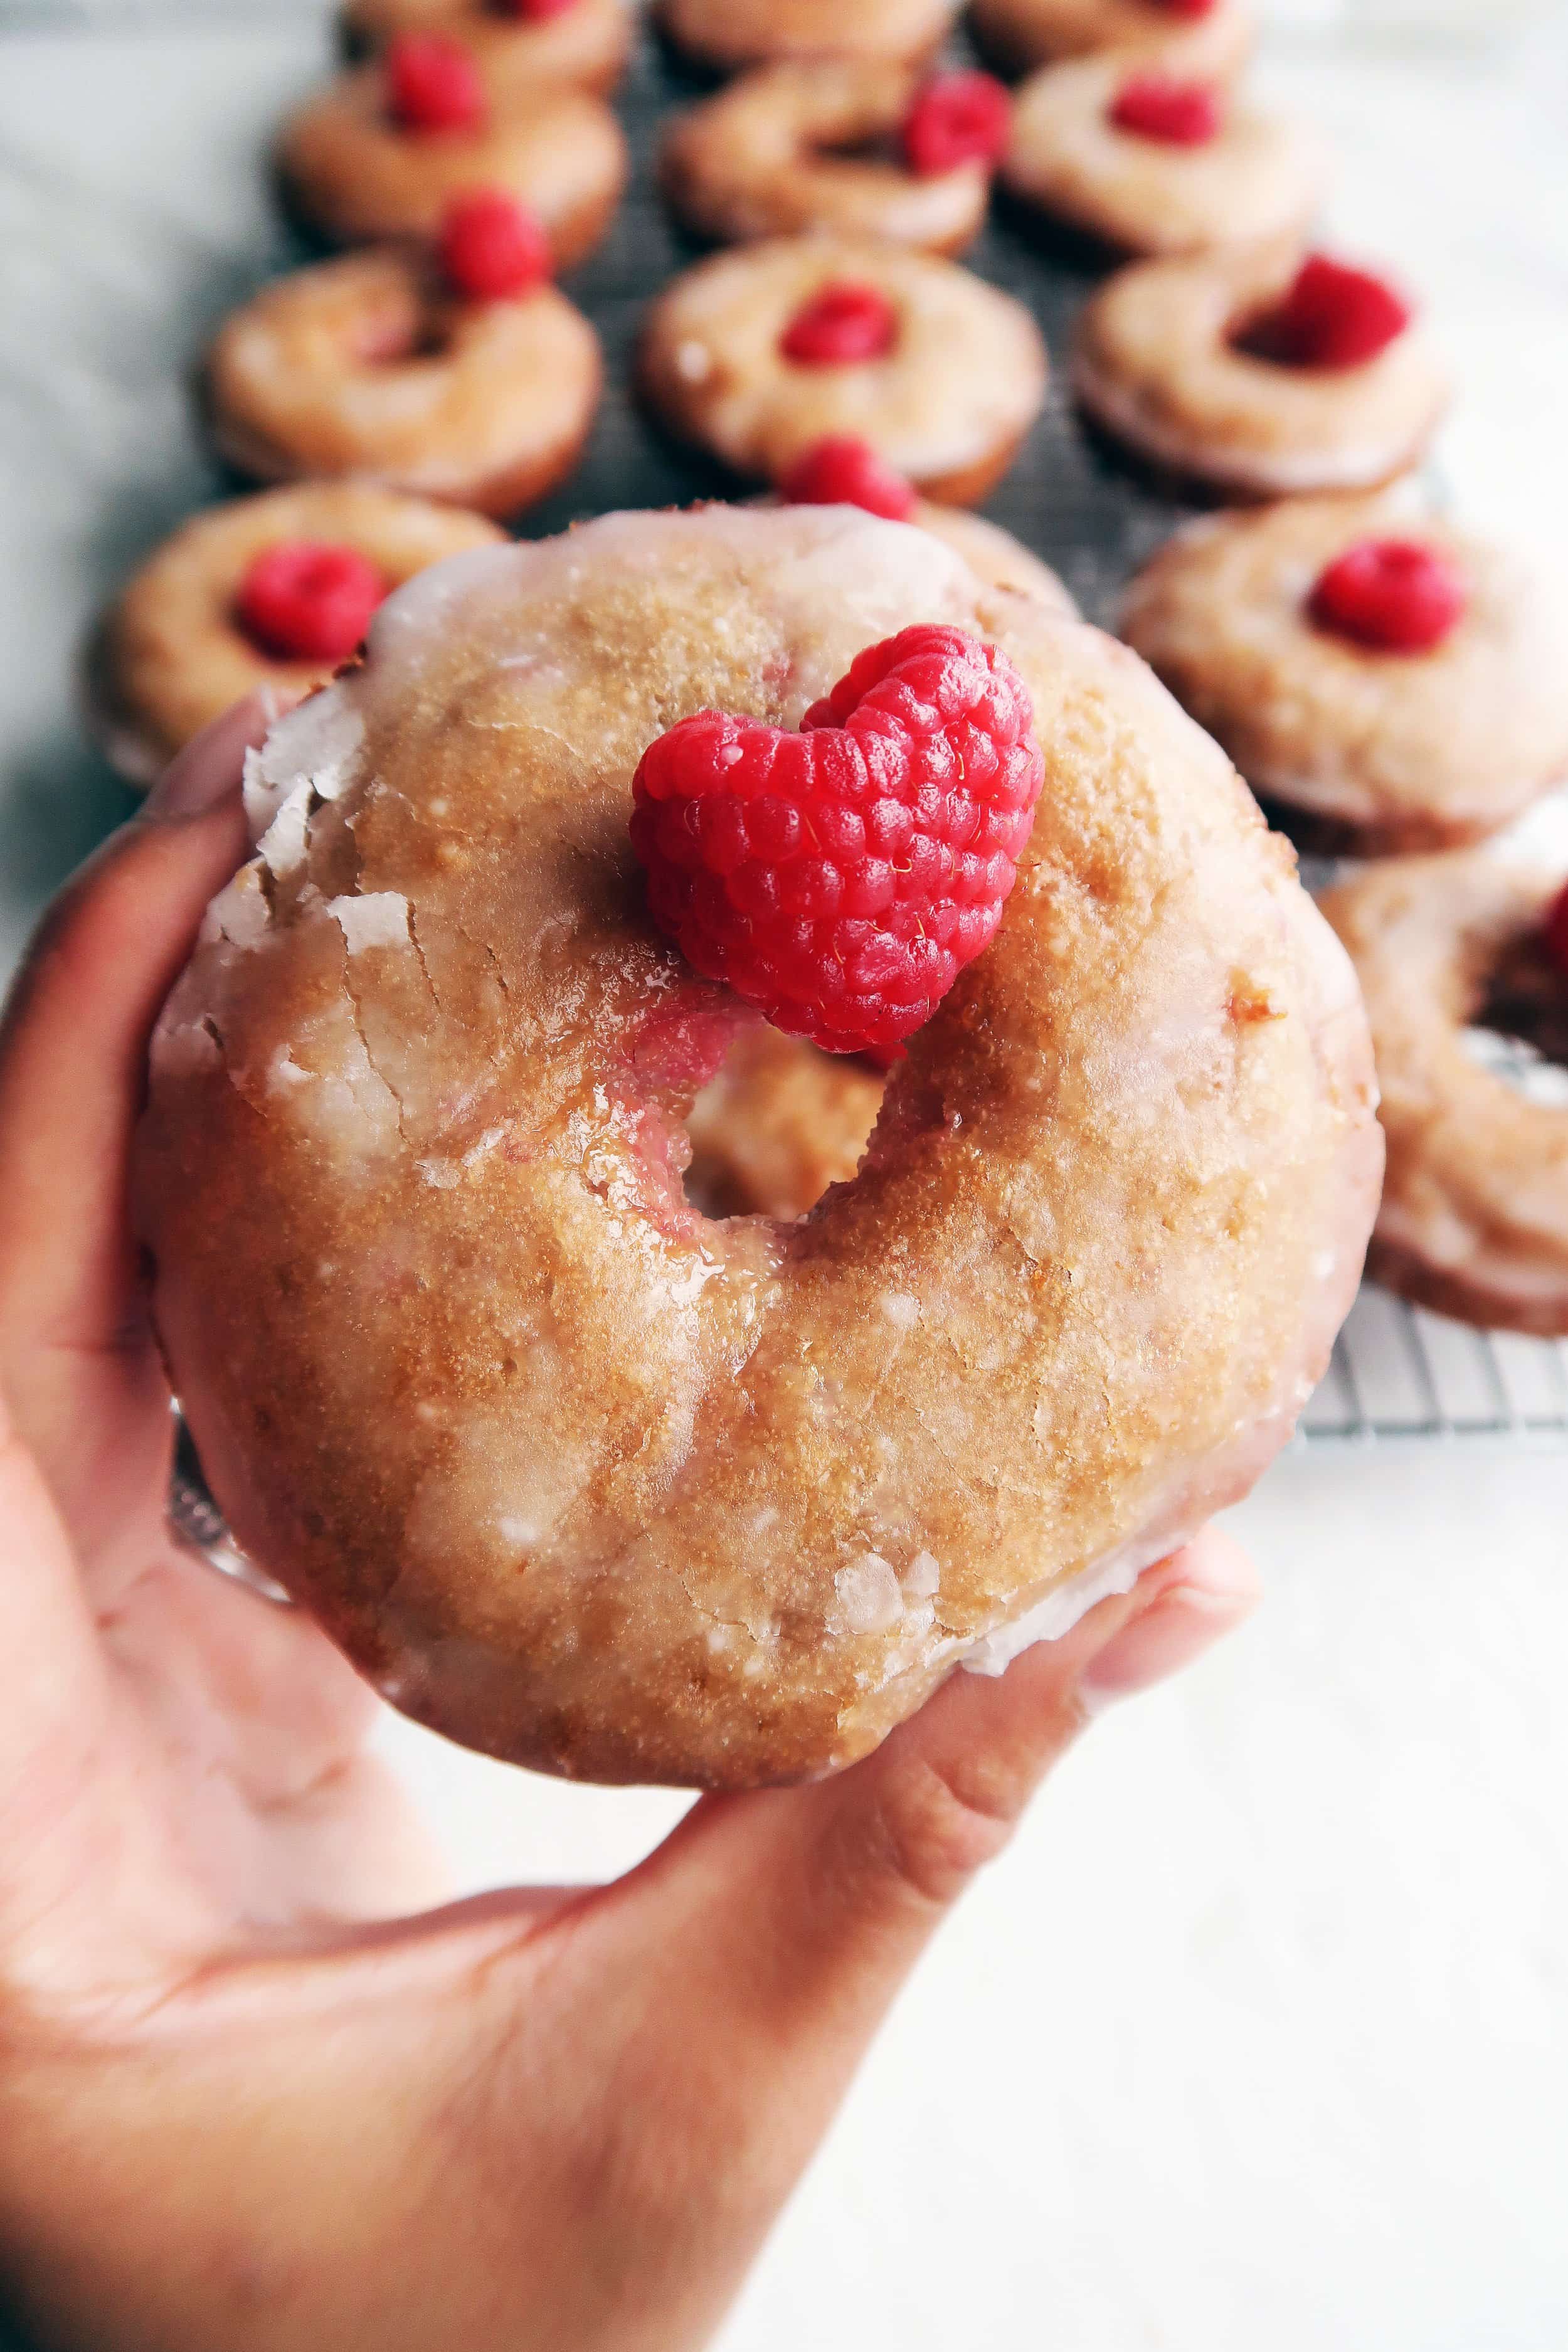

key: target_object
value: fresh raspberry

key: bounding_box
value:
[498,0,581,15]
[1109,73,1224,145]
[901,72,1010,177]
[629,625,1044,1057]
[1545,882,1568,980]
[1243,253,1412,369]
[778,437,916,521]
[780,283,898,366]
[437,189,551,300]
[234,542,388,664]
[385,33,487,134]
[1308,539,1468,655]
[1157,0,1218,13]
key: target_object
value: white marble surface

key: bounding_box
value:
[2,9,1567,2349]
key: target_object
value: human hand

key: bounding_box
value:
[0,701,1259,2352]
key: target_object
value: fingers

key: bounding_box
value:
[0,696,272,1550]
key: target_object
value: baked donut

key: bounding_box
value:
[1321,854,1568,1335]
[339,0,633,97]
[206,245,601,517]
[1121,493,1568,854]
[686,1028,886,1220]
[1002,51,1323,257]
[138,504,1380,1788]
[970,0,1254,77]
[640,237,1049,504]
[85,485,504,789]
[277,39,625,267]
[1072,241,1449,497]
[658,61,1006,256]
[655,0,959,75]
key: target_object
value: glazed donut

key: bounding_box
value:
[340,0,633,95]
[685,1027,886,1220]
[658,60,1000,256]
[763,445,1076,607]
[1121,493,1568,854]
[1002,51,1323,257]
[655,0,959,75]
[85,485,504,789]
[138,504,1380,1788]
[277,48,625,267]
[1072,241,1449,497]
[640,237,1049,504]
[970,0,1254,77]
[1321,854,1568,1335]
[206,247,601,518]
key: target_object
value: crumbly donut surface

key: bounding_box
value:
[655,0,957,72]
[139,506,1380,1788]
[971,0,1254,75]
[1321,854,1568,1334]
[277,60,626,266]
[207,250,601,517]
[340,0,633,93]
[87,485,504,788]
[640,236,1048,501]
[1004,51,1323,257]
[1121,493,1568,851]
[1073,242,1449,497]
[659,58,989,255]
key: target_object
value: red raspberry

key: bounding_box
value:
[1157,0,1218,13]
[901,72,1010,177]
[777,437,916,521]
[1308,539,1467,655]
[438,189,551,300]
[1109,73,1224,145]
[630,625,1044,1057]
[1244,253,1412,370]
[1545,882,1568,980]
[234,542,388,664]
[500,0,581,14]
[385,34,486,134]
[780,283,898,366]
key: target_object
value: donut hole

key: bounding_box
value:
[681,1024,886,1222]
[1462,930,1568,1104]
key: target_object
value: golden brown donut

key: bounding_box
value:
[277,55,625,267]
[640,237,1049,503]
[1120,493,1568,854]
[970,0,1254,76]
[138,505,1380,1789]
[659,58,993,255]
[1321,854,1568,1335]
[1072,241,1449,499]
[655,0,959,74]
[85,485,504,790]
[685,1027,886,1220]
[340,0,633,95]
[1002,50,1323,257]
[206,249,601,519]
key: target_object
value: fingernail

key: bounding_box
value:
[1078,1540,1261,1714]
[142,688,294,824]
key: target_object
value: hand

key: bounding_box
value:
[0,702,1259,2352]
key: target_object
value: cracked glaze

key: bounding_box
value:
[137,505,1381,1788]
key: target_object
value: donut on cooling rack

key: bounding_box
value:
[137,502,1379,1788]
[970,0,1254,77]
[638,236,1049,504]
[1120,492,1568,854]
[1002,48,1323,258]
[205,208,601,517]
[658,61,1010,257]
[1072,241,1449,498]
[339,0,633,96]
[771,436,1078,610]
[85,485,504,789]
[1321,854,1568,1337]
[655,0,960,74]
[277,34,626,267]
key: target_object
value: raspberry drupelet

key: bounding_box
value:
[630,624,1044,1057]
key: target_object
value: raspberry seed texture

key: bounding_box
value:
[630,625,1045,1056]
